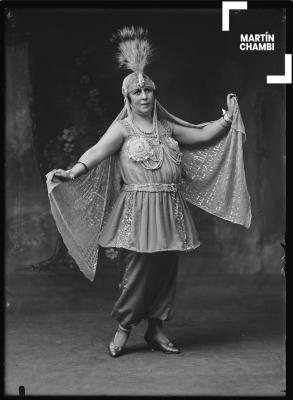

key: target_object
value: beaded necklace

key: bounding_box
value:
[128,100,160,144]
[126,101,163,169]
[131,121,154,135]
[126,101,182,169]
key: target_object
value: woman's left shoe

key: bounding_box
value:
[108,324,132,358]
[144,331,180,354]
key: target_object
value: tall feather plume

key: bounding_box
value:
[112,26,154,74]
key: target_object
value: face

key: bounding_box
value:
[128,87,155,116]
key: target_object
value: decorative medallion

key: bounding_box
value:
[126,136,154,162]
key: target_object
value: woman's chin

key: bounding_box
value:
[139,106,152,115]
[132,105,154,117]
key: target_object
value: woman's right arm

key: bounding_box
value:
[53,121,125,181]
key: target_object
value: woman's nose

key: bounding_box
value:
[141,90,147,99]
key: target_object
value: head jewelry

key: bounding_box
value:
[112,26,156,96]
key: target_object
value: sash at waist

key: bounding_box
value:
[121,183,178,192]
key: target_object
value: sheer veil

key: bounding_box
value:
[46,98,251,281]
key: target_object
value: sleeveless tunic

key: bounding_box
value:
[98,118,201,252]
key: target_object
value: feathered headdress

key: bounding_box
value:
[112,26,155,94]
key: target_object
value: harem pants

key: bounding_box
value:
[111,249,179,328]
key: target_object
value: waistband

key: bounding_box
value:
[121,183,178,192]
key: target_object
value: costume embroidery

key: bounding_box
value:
[117,183,196,251]
[114,191,135,248]
[126,136,155,162]
[122,183,178,192]
[170,191,188,249]
[119,119,182,170]
[45,26,251,282]
[160,119,172,134]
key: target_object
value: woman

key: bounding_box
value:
[46,27,251,358]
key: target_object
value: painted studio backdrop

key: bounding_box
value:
[5,8,286,281]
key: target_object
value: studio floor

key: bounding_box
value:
[5,269,286,396]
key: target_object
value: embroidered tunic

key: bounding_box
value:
[46,100,251,281]
[98,118,201,252]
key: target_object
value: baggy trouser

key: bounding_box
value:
[111,249,179,328]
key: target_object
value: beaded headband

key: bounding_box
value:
[122,72,156,96]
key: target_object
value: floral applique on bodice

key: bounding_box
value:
[97,118,201,253]
[121,118,181,168]
[117,118,183,186]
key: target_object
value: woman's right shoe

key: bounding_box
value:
[144,331,180,354]
[108,324,131,358]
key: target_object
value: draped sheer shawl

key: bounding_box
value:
[46,100,251,281]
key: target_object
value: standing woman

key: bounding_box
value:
[46,27,251,357]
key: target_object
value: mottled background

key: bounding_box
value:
[5,8,286,282]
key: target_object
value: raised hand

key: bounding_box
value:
[226,93,238,119]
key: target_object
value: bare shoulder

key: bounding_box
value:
[167,121,187,142]
[110,120,129,139]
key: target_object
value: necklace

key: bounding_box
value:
[129,119,160,144]
[128,101,161,146]
[131,120,154,135]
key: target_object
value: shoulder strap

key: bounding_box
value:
[117,119,134,137]
[160,119,173,135]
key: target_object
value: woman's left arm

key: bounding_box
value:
[171,93,237,145]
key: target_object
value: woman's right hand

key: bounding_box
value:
[52,169,73,183]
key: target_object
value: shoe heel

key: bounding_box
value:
[108,325,132,358]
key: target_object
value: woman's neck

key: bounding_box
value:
[131,110,153,126]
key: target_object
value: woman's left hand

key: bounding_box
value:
[226,93,238,119]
